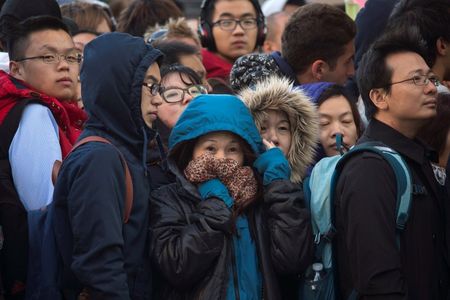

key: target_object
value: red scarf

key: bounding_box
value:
[201,48,233,82]
[0,70,87,158]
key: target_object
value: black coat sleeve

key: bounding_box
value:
[263,179,314,275]
[149,186,232,290]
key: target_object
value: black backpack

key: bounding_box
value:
[0,99,40,299]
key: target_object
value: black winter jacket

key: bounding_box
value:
[334,119,450,300]
[149,160,313,299]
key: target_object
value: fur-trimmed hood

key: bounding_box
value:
[239,76,319,183]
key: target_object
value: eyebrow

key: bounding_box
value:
[145,75,159,82]
[218,12,255,19]
[407,68,432,76]
[38,45,77,53]
[319,111,352,118]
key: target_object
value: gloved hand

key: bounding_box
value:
[253,147,291,185]
[198,179,233,208]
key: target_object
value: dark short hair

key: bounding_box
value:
[160,64,202,86]
[387,0,450,69]
[154,41,198,68]
[417,92,450,156]
[8,15,70,60]
[117,0,182,37]
[316,84,362,137]
[357,28,428,120]
[281,3,355,75]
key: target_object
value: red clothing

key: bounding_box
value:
[201,48,233,82]
[0,70,87,157]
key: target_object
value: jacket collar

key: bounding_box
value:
[361,118,438,165]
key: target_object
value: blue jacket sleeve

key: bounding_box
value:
[62,145,131,300]
[253,148,291,185]
[198,178,234,208]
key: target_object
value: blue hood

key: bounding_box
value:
[169,94,264,155]
[80,32,163,155]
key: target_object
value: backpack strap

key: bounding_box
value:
[0,99,41,159]
[334,142,413,236]
[52,136,134,224]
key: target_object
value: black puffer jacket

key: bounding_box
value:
[150,159,313,299]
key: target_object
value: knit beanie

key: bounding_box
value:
[230,52,283,92]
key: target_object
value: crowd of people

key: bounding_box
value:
[0,0,449,299]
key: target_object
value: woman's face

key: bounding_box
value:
[192,131,244,166]
[318,95,358,156]
[260,110,292,156]
[157,72,198,129]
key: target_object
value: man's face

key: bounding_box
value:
[10,29,79,101]
[382,52,438,124]
[141,62,163,129]
[211,0,258,63]
[322,40,355,85]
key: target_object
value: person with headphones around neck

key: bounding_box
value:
[198,0,266,82]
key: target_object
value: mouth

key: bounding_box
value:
[57,77,73,85]
[423,99,437,106]
[231,41,247,47]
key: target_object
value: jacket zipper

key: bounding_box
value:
[230,241,240,300]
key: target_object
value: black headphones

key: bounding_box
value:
[198,0,266,52]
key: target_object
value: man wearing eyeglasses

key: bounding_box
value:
[0,15,86,297]
[333,30,449,300]
[198,0,264,81]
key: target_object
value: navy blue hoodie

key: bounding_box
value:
[53,32,163,300]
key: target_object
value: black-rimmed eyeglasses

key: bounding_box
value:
[387,74,440,87]
[142,82,162,96]
[15,53,83,64]
[212,18,258,32]
[160,85,208,103]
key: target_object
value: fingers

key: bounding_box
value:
[262,138,276,150]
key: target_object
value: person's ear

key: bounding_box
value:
[369,88,389,111]
[436,37,448,56]
[262,40,273,53]
[311,60,328,81]
[9,61,24,80]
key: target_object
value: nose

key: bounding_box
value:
[182,92,194,105]
[232,22,245,35]
[330,122,344,139]
[56,57,71,70]
[424,78,438,94]
[265,128,279,146]
[214,150,226,160]
[151,92,163,107]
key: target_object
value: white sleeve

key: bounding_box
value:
[9,103,62,211]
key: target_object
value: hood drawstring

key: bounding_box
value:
[155,133,167,171]
[142,126,149,176]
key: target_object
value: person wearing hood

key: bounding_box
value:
[239,76,319,184]
[150,94,314,299]
[52,32,163,299]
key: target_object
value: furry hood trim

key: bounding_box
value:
[239,76,319,183]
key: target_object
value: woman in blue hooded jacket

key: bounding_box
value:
[150,94,313,299]
[52,33,164,299]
